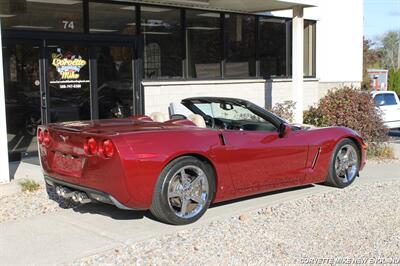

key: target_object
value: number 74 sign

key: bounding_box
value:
[62,20,75,30]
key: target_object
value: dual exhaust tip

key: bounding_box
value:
[55,186,91,204]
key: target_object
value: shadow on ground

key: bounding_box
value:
[46,185,147,221]
[46,183,317,222]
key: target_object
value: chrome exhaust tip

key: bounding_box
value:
[56,186,74,198]
[77,192,91,204]
[71,192,80,203]
[55,186,91,204]
[55,186,62,196]
[62,188,74,198]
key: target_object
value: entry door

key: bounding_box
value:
[46,42,91,122]
[2,40,42,160]
[94,45,135,119]
[44,41,138,122]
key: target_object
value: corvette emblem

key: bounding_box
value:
[59,135,69,142]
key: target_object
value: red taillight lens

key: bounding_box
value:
[43,130,51,146]
[37,128,44,144]
[102,139,114,158]
[84,137,98,155]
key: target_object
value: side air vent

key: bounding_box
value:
[311,147,321,169]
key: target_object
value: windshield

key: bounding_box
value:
[183,98,281,131]
[374,93,398,106]
[194,102,266,122]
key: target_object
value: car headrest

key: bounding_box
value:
[187,114,206,128]
[150,112,167,122]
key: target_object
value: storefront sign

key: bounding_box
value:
[51,51,87,80]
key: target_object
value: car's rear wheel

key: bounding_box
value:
[325,138,360,188]
[150,156,215,225]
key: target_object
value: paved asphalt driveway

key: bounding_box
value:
[1,162,400,265]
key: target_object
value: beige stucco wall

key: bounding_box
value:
[318,81,362,99]
[143,80,266,115]
[142,79,340,116]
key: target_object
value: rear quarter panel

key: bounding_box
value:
[115,128,234,209]
[39,128,132,205]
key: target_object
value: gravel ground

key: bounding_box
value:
[71,181,400,266]
[0,186,79,223]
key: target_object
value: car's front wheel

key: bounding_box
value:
[325,138,360,188]
[150,156,215,225]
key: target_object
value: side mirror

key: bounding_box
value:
[278,123,291,138]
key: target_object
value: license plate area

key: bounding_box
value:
[52,152,84,178]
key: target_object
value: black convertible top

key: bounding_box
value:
[182,97,250,105]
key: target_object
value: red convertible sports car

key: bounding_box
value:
[38,97,366,225]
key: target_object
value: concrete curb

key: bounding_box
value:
[0,162,43,197]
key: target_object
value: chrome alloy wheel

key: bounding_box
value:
[334,144,358,183]
[167,165,209,219]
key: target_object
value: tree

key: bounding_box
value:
[378,31,400,70]
[388,67,396,89]
[388,67,400,96]
[362,38,381,89]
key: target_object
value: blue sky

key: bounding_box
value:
[364,0,400,40]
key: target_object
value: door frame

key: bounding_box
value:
[2,30,143,124]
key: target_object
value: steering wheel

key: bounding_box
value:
[203,115,215,128]
[214,118,228,129]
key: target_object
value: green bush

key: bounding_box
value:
[19,179,41,192]
[303,87,388,145]
[268,100,296,123]
[366,144,395,159]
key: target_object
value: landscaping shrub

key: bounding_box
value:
[268,100,296,123]
[366,144,395,159]
[303,87,389,154]
[19,179,41,192]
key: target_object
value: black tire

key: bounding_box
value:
[150,156,215,225]
[325,138,360,188]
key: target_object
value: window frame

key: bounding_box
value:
[137,4,317,82]
[303,19,317,78]
[1,0,317,81]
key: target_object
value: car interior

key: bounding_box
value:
[147,100,279,132]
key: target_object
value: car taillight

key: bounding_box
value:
[84,137,98,155]
[101,139,114,158]
[37,128,44,144]
[43,130,51,146]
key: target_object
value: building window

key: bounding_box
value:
[259,17,289,78]
[89,2,136,35]
[141,6,182,79]
[0,0,83,32]
[186,10,221,79]
[224,14,256,78]
[144,43,162,77]
[304,20,316,77]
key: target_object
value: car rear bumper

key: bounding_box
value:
[44,175,137,210]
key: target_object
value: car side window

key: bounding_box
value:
[193,102,277,132]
